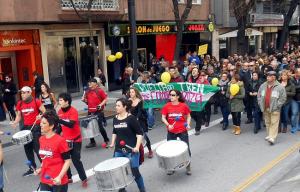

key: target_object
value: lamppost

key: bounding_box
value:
[128,0,139,80]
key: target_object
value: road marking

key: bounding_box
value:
[72,116,226,183]
[231,141,300,192]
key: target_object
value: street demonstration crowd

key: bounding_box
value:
[0,43,299,192]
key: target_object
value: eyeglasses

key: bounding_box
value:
[170,94,177,97]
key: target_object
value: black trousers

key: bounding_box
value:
[23,125,41,169]
[167,131,191,156]
[89,111,109,143]
[203,103,211,123]
[244,96,253,120]
[67,142,87,181]
[3,101,16,120]
[191,111,203,131]
[40,183,68,192]
[231,112,241,126]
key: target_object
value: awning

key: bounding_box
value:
[290,30,299,35]
[219,28,263,38]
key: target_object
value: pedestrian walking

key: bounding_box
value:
[82,78,109,148]
[257,71,286,145]
[3,75,17,120]
[36,110,71,192]
[57,93,88,187]
[11,86,46,176]
[109,98,146,192]
[161,90,192,175]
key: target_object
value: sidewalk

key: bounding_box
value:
[0,90,122,148]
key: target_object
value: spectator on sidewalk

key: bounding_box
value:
[33,71,44,98]
[40,82,57,111]
[3,75,17,121]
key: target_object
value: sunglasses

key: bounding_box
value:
[170,94,177,97]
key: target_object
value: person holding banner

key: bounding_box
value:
[226,74,245,135]
[188,67,205,135]
[161,89,192,175]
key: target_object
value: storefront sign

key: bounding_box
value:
[133,83,219,111]
[0,30,36,47]
[109,22,212,36]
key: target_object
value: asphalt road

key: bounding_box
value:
[2,111,300,192]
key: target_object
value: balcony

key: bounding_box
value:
[61,0,119,11]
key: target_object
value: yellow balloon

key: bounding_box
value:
[211,77,219,86]
[107,55,116,62]
[161,72,171,84]
[230,84,240,96]
[115,52,123,59]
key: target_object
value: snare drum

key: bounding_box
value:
[93,157,134,191]
[79,115,100,139]
[156,140,190,171]
[12,130,33,145]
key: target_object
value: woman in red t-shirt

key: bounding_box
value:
[161,89,192,175]
[36,111,71,192]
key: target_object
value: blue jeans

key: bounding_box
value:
[0,164,3,190]
[147,108,155,128]
[289,100,299,132]
[114,151,145,191]
[220,105,229,126]
[253,105,262,130]
[281,102,291,128]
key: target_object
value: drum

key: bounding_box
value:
[156,140,190,171]
[12,130,33,145]
[80,115,100,139]
[93,157,134,191]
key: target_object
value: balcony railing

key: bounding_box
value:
[61,0,119,11]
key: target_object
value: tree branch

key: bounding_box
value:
[69,0,88,20]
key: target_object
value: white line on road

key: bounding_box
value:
[71,116,227,183]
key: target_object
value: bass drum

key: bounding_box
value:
[79,115,100,139]
[93,157,134,191]
[156,140,190,171]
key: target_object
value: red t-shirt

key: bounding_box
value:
[16,99,42,126]
[39,134,69,185]
[86,88,107,113]
[58,107,82,142]
[161,102,191,134]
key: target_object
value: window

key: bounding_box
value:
[178,0,201,4]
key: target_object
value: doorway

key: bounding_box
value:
[0,52,18,89]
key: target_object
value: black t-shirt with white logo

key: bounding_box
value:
[113,114,143,153]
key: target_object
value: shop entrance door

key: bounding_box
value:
[0,52,18,88]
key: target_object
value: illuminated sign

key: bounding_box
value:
[108,22,212,36]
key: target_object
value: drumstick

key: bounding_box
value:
[7,111,13,121]
[44,174,53,180]
[30,117,40,131]
[120,140,134,150]
[171,116,180,127]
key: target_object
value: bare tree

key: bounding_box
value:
[278,0,299,52]
[230,0,255,55]
[172,0,193,61]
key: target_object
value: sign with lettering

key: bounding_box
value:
[0,30,37,47]
[108,22,212,36]
[198,44,208,56]
[133,83,219,111]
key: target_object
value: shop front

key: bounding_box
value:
[42,28,106,96]
[0,30,43,91]
[106,21,213,90]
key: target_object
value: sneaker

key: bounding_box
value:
[22,168,34,177]
[265,136,270,141]
[268,138,275,145]
[167,171,175,175]
[148,150,154,158]
[195,131,200,136]
[85,142,96,148]
[82,179,88,188]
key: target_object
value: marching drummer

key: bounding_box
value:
[57,93,88,187]
[161,89,192,175]
[11,86,46,177]
[82,78,109,148]
[35,110,71,192]
[109,98,146,192]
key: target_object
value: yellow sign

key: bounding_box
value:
[208,22,215,32]
[198,44,208,56]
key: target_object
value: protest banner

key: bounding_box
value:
[133,83,219,111]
